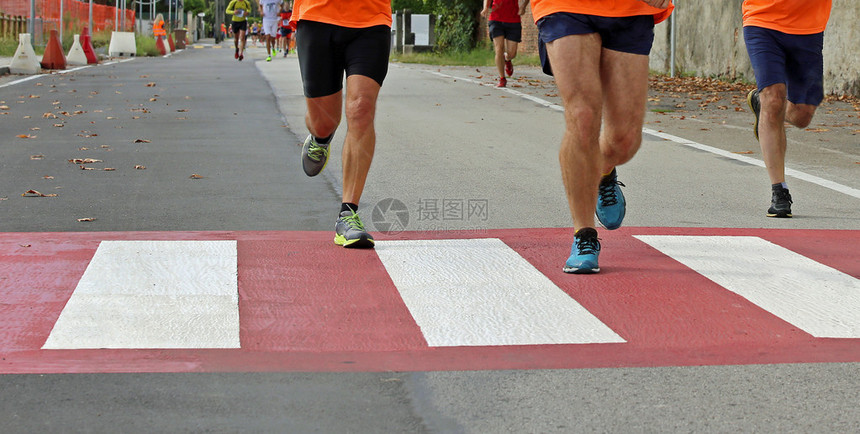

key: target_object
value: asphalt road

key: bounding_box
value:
[1,42,858,433]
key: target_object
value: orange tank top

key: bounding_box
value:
[292,0,391,28]
[531,0,673,24]
[742,0,832,35]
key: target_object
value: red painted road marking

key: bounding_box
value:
[0,228,858,374]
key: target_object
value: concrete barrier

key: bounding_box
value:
[67,34,88,66]
[108,31,137,57]
[9,33,40,74]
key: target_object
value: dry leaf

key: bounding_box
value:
[805,128,830,132]
[19,244,31,247]
[43,112,57,118]
[30,154,44,160]
[79,165,95,170]
[189,174,204,179]
[77,218,96,222]
[145,82,156,87]
[43,175,54,179]
[103,168,116,171]
[134,165,146,169]
[22,190,57,197]
[53,123,64,127]
[134,139,151,143]
[68,158,103,164]
[17,134,36,139]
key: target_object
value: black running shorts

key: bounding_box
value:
[296,20,391,98]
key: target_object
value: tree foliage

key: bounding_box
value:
[392,0,482,52]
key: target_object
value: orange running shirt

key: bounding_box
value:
[531,0,673,24]
[742,0,832,35]
[292,0,391,28]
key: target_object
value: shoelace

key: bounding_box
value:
[598,178,625,206]
[341,212,366,231]
[575,235,600,256]
[774,189,793,204]
[307,142,328,162]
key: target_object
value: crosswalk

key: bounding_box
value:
[1,227,858,373]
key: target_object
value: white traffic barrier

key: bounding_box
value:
[9,33,40,74]
[67,34,88,66]
[108,31,137,57]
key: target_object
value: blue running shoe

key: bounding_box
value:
[563,227,600,274]
[596,168,626,230]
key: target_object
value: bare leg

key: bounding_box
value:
[305,91,342,140]
[492,36,506,78]
[341,75,381,205]
[547,33,603,232]
[598,49,649,174]
[757,84,788,184]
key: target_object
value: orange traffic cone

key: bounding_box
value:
[81,26,98,64]
[155,35,167,55]
[168,33,175,52]
[40,29,67,70]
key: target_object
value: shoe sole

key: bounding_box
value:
[747,90,759,141]
[767,212,792,218]
[562,265,600,274]
[334,234,375,248]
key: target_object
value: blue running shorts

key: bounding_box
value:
[743,26,825,106]
[536,12,654,76]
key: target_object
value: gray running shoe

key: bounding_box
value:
[768,186,793,218]
[334,210,375,248]
[301,134,329,177]
[747,89,760,141]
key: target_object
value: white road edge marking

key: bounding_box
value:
[376,238,625,347]
[43,240,239,349]
[635,235,860,338]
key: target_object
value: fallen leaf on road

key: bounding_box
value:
[134,165,146,169]
[805,128,830,132]
[145,82,156,87]
[43,112,57,118]
[43,175,54,179]
[17,134,36,139]
[189,174,204,179]
[68,158,103,164]
[77,218,96,222]
[30,155,44,160]
[103,168,116,171]
[22,190,57,197]
[53,123,64,127]
[79,166,95,170]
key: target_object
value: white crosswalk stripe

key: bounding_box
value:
[42,240,240,349]
[635,235,860,338]
[376,238,625,347]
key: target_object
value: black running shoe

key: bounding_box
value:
[768,185,793,218]
[747,89,760,141]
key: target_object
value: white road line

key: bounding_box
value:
[376,238,625,347]
[43,240,239,349]
[643,129,860,199]
[635,235,860,338]
[407,66,859,199]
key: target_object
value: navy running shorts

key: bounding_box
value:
[536,12,654,76]
[743,26,824,106]
[296,20,391,98]
[488,20,522,42]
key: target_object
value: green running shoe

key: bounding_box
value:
[301,134,329,177]
[334,210,375,248]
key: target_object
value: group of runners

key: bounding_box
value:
[234,0,835,274]
[225,0,295,61]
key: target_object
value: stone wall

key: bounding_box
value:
[482,1,859,96]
